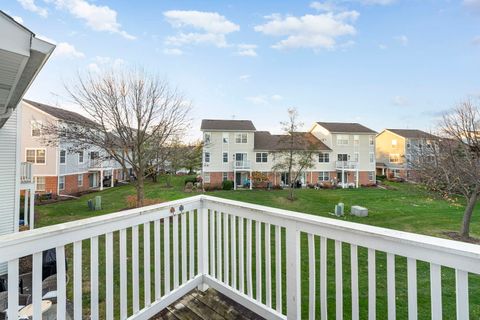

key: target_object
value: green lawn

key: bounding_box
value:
[35,176,480,319]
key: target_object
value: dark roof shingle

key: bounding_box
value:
[254,131,331,151]
[316,122,376,134]
[201,119,256,131]
[387,129,438,139]
[24,99,96,126]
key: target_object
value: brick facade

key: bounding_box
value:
[59,173,91,195]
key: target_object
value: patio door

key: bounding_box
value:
[235,172,242,186]
[235,153,247,162]
[337,172,344,182]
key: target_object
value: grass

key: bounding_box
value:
[35,176,480,319]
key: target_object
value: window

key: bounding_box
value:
[31,121,42,136]
[369,152,375,163]
[204,152,210,163]
[26,149,46,164]
[389,154,400,163]
[337,135,349,145]
[222,133,229,144]
[59,176,65,190]
[391,139,398,148]
[318,153,329,163]
[392,169,401,178]
[353,135,359,145]
[59,150,66,164]
[354,152,359,162]
[223,152,228,163]
[318,171,330,182]
[337,154,349,161]
[256,152,268,163]
[204,132,211,144]
[235,133,248,144]
[369,136,374,146]
[406,154,412,162]
[78,151,84,164]
[204,173,211,183]
[78,174,83,186]
[223,172,228,181]
[35,177,45,191]
[406,140,411,149]
[368,172,375,181]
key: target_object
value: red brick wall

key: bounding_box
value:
[44,176,58,195]
[59,173,91,195]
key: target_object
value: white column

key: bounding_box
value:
[111,170,114,188]
[24,189,29,227]
[356,169,359,188]
[100,170,104,191]
[29,187,35,230]
[234,170,237,190]
[342,169,346,189]
[250,170,252,190]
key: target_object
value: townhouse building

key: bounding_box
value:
[200,120,377,189]
[21,99,128,196]
[376,129,438,180]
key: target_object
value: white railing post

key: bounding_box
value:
[198,198,209,291]
[286,221,300,319]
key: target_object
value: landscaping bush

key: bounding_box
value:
[222,180,234,190]
[376,175,387,181]
[184,176,197,185]
[204,184,222,191]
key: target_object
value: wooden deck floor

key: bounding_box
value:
[151,289,265,320]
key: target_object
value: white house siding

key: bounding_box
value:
[0,108,19,274]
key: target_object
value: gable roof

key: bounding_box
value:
[386,129,438,139]
[23,99,97,126]
[201,119,256,131]
[316,122,376,134]
[254,131,331,151]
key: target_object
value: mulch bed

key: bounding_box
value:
[443,231,480,244]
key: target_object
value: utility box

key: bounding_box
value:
[95,196,102,211]
[335,203,344,216]
[351,205,368,217]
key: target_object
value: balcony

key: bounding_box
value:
[20,162,33,184]
[234,160,251,170]
[336,160,358,170]
[0,196,479,319]
[89,158,115,169]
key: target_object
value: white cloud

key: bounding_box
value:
[17,0,48,17]
[236,44,257,57]
[392,96,409,106]
[163,48,183,55]
[49,0,135,40]
[12,16,24,24]
[310,1,340,12]
[239,74,251,81]
[395,35,409,46]
[254,11,359,51]
[464,0,480,12]
[378,43,387,50]
[163,10,239,48]
[361,0,396,4]
[245,94,283,105]
[88,63,101,73]
[271,94,283,101]
[54,42,85,59]
[472,36,480,46]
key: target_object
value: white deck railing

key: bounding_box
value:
[336,160,358,170]
[0,195,479,319]
[234,160,251,170]
[20,162,32,183]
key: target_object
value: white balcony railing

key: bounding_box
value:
[336,160,358,170]
[234,160,251,170]
[0,196,479,319]
[20,162,32,183]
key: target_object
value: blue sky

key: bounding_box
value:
[4,0,480,139]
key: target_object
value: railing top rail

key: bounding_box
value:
[202,195,480,271]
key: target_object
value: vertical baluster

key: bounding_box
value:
[430,263,442,320]
[216,211,222,281]
[320,236,327,320]
[144,222,151,307]
[90,237,99,320]
[246,218,253,297]
[120,229,127,319]
[351,244,359,320]
[164,217,171,294]
[105,233,114,320]
[7,259,18,320]
[231,215,237,289]
[198,207,209,291]
[239,217,245,293]
[265,223,272,308]
[335,240,343,320]
[455,269,469,320]
[387,253,396,320]
[56,246,67,320]
[173,214,179,289]
[210,210,216,277]
[181,213,187,284]
[308,234,316,320]
[189,210,194,279]
[74,241,83,320]
[285,222,300,320]
[32,252,42,319]
[407,258,417,320]
[132,225,139,313]
[368,248,376,320]
[255,220,262,302]
[224,212,230,285]
[154,220,161,300]
[275,225,282,314]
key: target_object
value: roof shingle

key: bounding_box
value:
[24,99,96,126]
[386,129,438,139]
[254,131,331,151]
[316,122,376,134]
[201,119,256,131]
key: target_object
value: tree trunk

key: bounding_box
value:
[136,174,145,208]
[460,188,479,238]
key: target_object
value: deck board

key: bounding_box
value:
[150,288,265,320]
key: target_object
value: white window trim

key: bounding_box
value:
[222,133,229,144]
[318,171,330,182]
[336,135,349,146]
[35,176,46,192]
[25,148,47,165]
[78,174,83,186]
[59,176,65,191]
[256,152,268,163]
[369,152,375,163]
[78,151,84,164]
[204,152,210,163]
[31,120,42,137]
[204,173,211,183]
[235,133,248,144]
[59,150,67,165]
[204,132,211,144]
[389,153,400,164]
[319,152,329,163]
[222,152,228,163]
[368,171,375,181]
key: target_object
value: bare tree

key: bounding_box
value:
[272,108,317,201]
[43,68,191,207]
[412,100,480,239]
